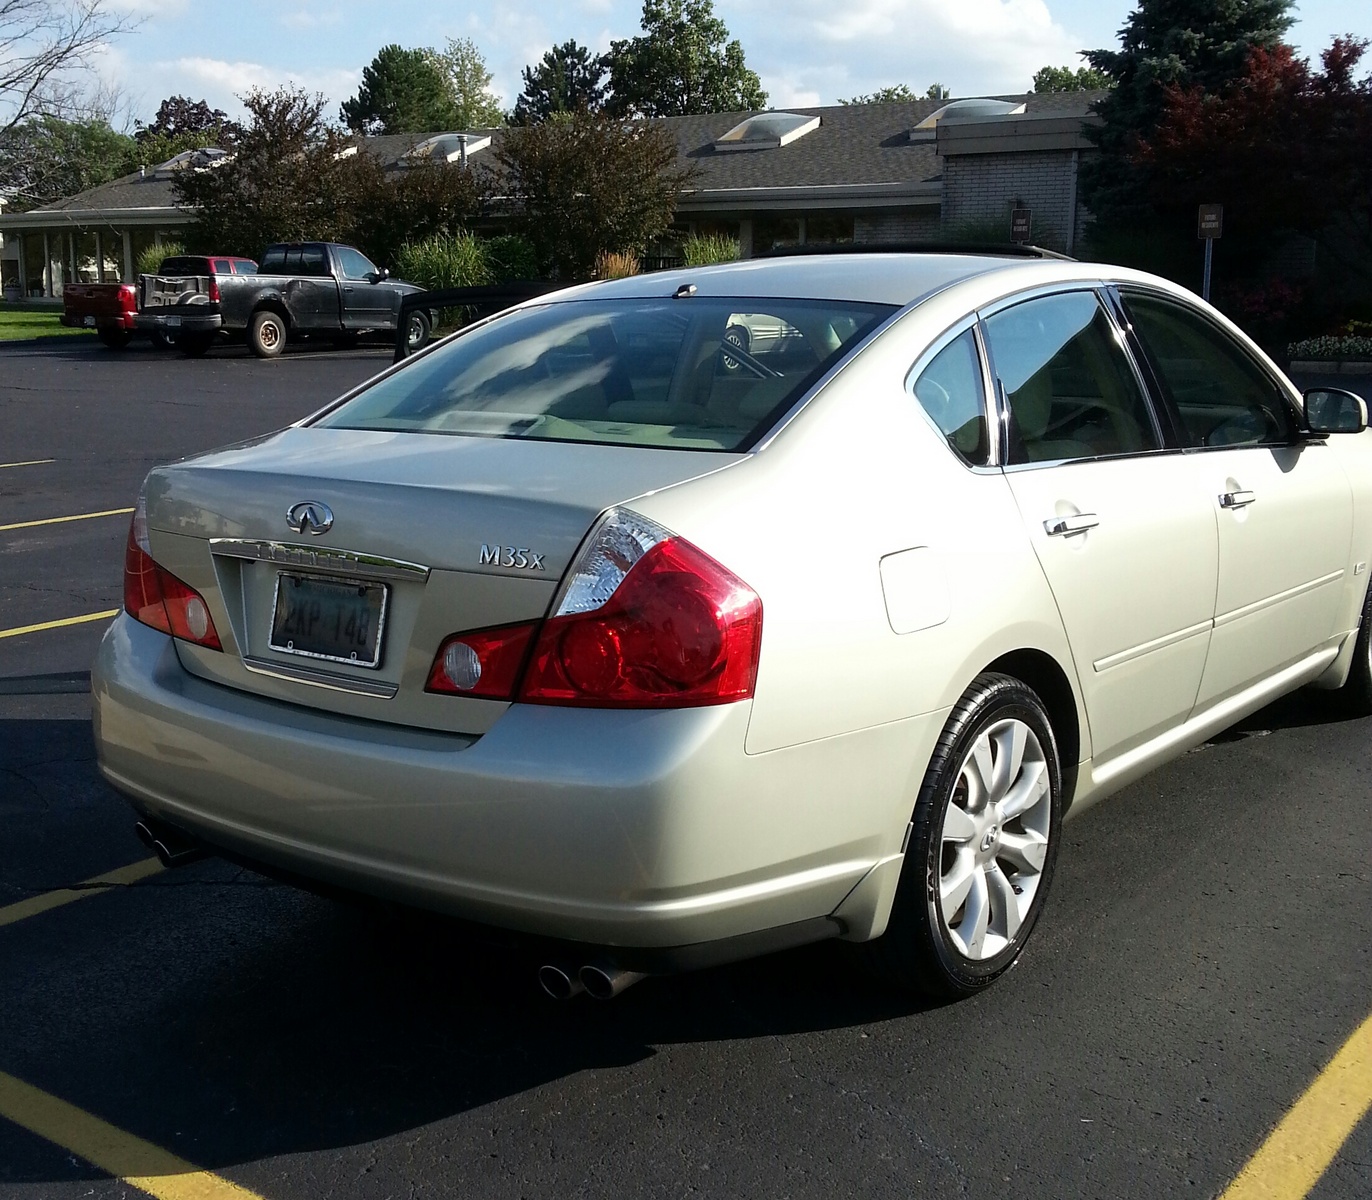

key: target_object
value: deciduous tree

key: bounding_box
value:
[495,111,697,277]
[429,37,503,128]
[605,0,766,117]
[1032,64,1112,92]
[513,40,608,123]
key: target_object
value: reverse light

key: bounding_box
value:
[122,493,222,650]
[519,509,762,708]
[425,622,538,699]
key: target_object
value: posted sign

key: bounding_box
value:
[1010,207,1032,244]
[1198,204,1223,239]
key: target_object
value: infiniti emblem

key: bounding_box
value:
[980,826,999,853]
[286,501,334,536]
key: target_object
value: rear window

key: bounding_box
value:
[231,260,258,275]
[260,246,329,276]
[314,297,893,451]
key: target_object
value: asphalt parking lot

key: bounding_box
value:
[2,335,1369,1200]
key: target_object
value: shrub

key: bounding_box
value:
[136,241,184,276]
[1287,335,1372,361]
[595,250,640,279]
[485,234,540,281]
[682,233,738,266]
[394,232,493,291]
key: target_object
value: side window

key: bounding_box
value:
[336,247,378,281]
[984,291,1161,465]
[300,246,328,277]
[910,329,988,465]
[1121,291,1295,447]
[212,259,232,275]
[234,260,258,275]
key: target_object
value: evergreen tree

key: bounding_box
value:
[1080,0,1293,232]
[605,0,766,117]
[341,45,460,135]
[513,40,608,124]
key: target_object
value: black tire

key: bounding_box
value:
[150,330,175,352]
[868,672,1063,998]
[1331,580,1372,717]
[178,334,213,358]
[97,328,132,350]
[721,324,749,371]
[405,309,430,352]
[249,309,287,358]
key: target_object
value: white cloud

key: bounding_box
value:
[158,57,363,117]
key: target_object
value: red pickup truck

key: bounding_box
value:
[62,255,257,350]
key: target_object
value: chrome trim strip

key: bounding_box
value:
[241,655,399,698]
[1093,620,1213,673]
[1213,570,1345,629]
[210,539,429,582]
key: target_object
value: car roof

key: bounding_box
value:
[557,253,1103,308]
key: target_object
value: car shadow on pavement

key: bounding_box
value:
[0,716,944,1185]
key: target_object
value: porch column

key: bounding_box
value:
[42,231,51,296]
[122,230,133,281]
[95,230,104,281]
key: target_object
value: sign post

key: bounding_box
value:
[1010,206,1032,245]
[1197,204,1223,301]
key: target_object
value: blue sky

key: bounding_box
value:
[100,0,1372,124]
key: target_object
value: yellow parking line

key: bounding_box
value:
[0,459,55,469]
[0,506,133,533]
[0,1070,266,1199]
[1219,1010,1372,1200]
[0,609,120,639]
[0,858,163,929]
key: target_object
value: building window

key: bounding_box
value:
[805,214,854,246]
[754,215,802,252]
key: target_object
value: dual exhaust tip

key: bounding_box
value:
[539,962,646,1001]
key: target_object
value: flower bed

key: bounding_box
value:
[1288,334,1372,374]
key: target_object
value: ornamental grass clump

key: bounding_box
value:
[136,242,185,276]
[682,233,739,266]
[394,233,494,291]
[595,250,641,279]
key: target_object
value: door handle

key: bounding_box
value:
[1219,490,1256,509]
[1043,513,1100,537]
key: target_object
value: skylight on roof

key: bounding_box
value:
[408,133,492,164]
[908,99,1026,142]
[152,147,232,176]
[713,112,819,153]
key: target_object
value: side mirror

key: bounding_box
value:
[1304,387,1368,434]
[368,267,390,284]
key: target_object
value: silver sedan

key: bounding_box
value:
[93,252,1372,999]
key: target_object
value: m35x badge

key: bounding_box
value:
[480,544,546,571]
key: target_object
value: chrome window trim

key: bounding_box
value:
[210,539,429,583]
[976,283,1175,473]
[902,314,999,469]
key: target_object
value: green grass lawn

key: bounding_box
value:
[0,308,94,342]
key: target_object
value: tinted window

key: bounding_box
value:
[300,246,328,276]
[232,260,258,275]
[316,298,893,451]
[984,291,1160,464]
[336,247,378,280]
[259,247,287,272]
[212,259,232,275]
[911,329,988,464]
[1122,292,1295,447]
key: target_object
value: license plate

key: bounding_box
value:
[269,574,388,668]
[166,315,182,328]
[83,315,95,327]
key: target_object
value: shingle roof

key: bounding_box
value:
[8,93,1102,219]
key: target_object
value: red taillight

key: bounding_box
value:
[207,276,220,303]
[123,512,222,650]
[520,536,762,708]
[118,285,136,313]
[426,622,538,699]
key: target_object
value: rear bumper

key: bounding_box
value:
[135,312,223,335]
[93,616,928,951]
[61,313,134,330]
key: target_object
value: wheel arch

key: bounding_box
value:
[982,647,1082,810]
[251,298,291,327]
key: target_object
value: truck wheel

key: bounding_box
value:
[405,310,430,352]
[249,310,287,358]
[98,329,133,351]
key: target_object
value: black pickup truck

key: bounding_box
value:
[135,242,430,358]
